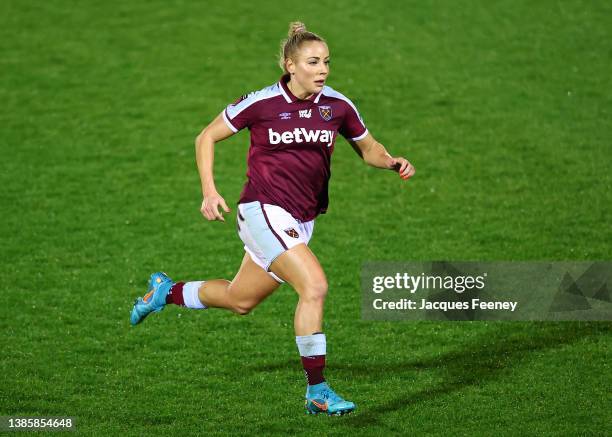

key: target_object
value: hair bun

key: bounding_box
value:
[288,21,307,37]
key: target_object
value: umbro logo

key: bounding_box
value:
[299,109,312,118]
[279,112,292,120]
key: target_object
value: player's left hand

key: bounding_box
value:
[390,157,415,180]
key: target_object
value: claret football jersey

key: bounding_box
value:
[223,73,368,222]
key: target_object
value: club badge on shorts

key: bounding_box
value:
[318,105,332,121]
[284,228,299,238]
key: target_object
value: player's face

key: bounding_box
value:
[288,41,330,96]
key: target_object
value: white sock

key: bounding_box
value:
[296,333,326,356]
[182,281,207,309]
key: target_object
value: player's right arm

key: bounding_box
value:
[195,112,235,222]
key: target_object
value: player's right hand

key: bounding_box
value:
[201,193,231,222]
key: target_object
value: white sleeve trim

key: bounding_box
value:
[222,109,239,133]
[350,128,369,141]
[226,83,282,121]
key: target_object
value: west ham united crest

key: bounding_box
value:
[284,228,299,238]
[318,105,332,121]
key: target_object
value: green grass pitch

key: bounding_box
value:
[1,0,610,435]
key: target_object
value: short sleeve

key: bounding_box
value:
[339,99,368,141]
[223,92,258,133]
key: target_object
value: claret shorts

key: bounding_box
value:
[237,201,314,283]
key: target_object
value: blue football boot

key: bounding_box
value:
[305,382,356,416]
[130,272,174,326]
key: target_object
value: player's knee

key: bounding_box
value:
[302,279,328,303]
[233,305,251,315]
[226,284,255,315]
[231,299,256,315]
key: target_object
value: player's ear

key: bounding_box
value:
[286,58,296,75]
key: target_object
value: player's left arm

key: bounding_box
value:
[348,133,415,180]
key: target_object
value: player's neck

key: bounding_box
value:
[287,79,313,100]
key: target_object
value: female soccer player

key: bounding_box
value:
[131,22,415,416]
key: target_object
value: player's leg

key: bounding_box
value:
[130,252,280,325]
[196,252,281,314]
[271,244,356,416]
[130,201,287,325]
[270,243,327,335]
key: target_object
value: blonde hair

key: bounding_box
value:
[278,21,326,73]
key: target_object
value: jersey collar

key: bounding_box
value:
[279,73,323,104]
